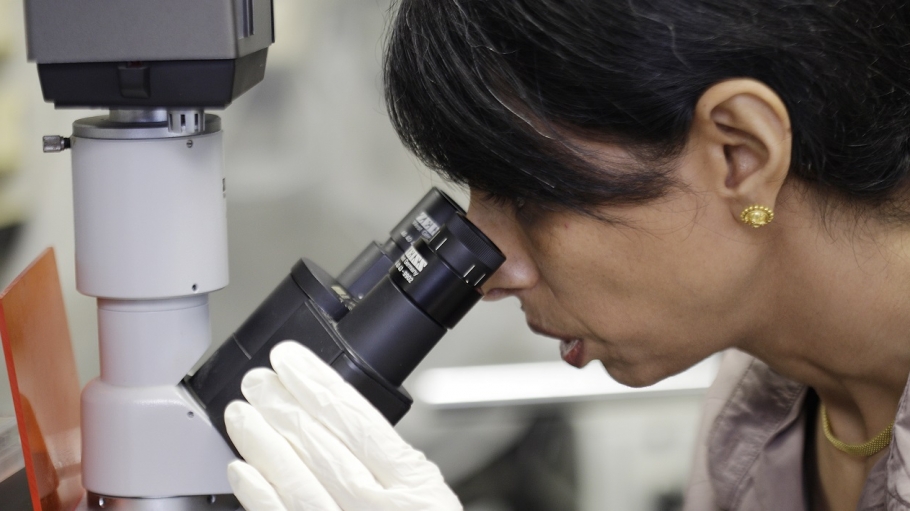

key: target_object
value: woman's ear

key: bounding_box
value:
[688,79,792,222]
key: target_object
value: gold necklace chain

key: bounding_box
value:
[820,404,894,457]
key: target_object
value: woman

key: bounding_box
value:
[224,1,910,510]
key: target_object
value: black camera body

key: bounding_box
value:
[185,189,504,444]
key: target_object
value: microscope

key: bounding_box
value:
[23,1,503,510]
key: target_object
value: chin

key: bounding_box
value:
[602,361,673,388]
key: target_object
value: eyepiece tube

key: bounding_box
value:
[187,195,504,438]
[338,213,505,386]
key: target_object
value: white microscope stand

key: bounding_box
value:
[60,109,241,510]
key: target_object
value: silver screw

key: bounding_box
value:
[43,135,70,153]
[186,140,194,148]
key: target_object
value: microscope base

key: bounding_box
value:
[81,381,236,498]
[80,492,241,511]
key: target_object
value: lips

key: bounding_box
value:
[528,323,586,368]
[559,339,584,368]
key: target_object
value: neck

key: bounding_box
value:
[739,199,910,441]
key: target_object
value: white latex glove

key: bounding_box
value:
[224,341,463,511]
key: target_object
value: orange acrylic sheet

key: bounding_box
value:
[0,248,84,511]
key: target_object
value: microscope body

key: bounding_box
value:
[72,112,238,502]
[22,2,505,510]
[24,1,275,508]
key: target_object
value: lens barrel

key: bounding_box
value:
[393,213,504,327]
[337,189,463,299]
[338,213,504,386]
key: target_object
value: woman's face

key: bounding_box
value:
[467,153,772,387]
[465,79,794,387]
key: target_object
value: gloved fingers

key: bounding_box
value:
[227,460,288,511]
[270,342,444,488]
[241,365,390,510]
[270,342,388,424]
[224,400,341,511]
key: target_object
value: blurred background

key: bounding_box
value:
[0,1,711,509]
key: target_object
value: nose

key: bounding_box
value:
[466,191,539,301]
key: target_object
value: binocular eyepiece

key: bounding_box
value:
[340,212,503,388]
[186,188,504,445]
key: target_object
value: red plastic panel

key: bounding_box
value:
[0,248,83,511]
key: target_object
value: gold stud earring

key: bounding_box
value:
[741,205,774,228]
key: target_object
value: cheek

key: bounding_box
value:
[533,218,751,343]
[521,203,758,384]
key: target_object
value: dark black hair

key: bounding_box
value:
[384,0,910,215]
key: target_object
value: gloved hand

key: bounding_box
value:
[224,341,463,511]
